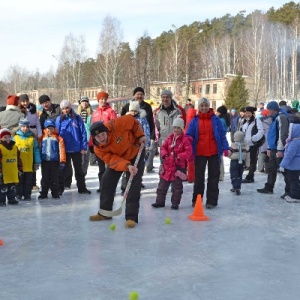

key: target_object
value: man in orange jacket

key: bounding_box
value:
[89,114,146,228]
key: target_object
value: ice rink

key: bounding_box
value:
[1,156,300,300]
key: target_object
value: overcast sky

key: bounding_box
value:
[0,0,290,79]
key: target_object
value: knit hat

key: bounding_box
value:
[90,121,108,137]
[60,100,72,109]
[261,109,269,116]
[161,89,173,98]
[39,95,51,104]
[172,117,184,130]
[133,87,145,96]
[129,101,140,111]
[97,91,109,101]
[266,101,280,111]
[0,128,11,139]
[233,131,245,142]
[80,96,89,103]
[231,109,237,113]
[198,97,210,107]
[244,106,257,113]
[19,118,30,128]
[279,100,287,107]
[44,119,56,128]
[217,105,228,115]
[6,95,19,106]
[19,94,29,102]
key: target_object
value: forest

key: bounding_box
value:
[1,1,300,104]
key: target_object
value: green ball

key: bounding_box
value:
[165,218,171,224]
[110,224,116,231]
[129,291,139,300]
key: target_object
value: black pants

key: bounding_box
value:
[41,161,60,197]
[64,162,73,188]
[245,144,259,181]
[59,152,86,193]
[96,156,106,189]
[0,184,16,202]
[283,169,300,199]
[99,150,145,222]
[230,160,244,189]
[17,172,33,198]
[192,155,220,206]
[264,150,281,191]
[156,177,183,206]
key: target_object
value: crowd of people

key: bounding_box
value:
[1,89,300,228]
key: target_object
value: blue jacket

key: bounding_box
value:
[134,110,150,148]
[55,110,87,153]
[267,110,289,151]
[280,124,300,170]
[230,114,240,132]
[186,111,229,157]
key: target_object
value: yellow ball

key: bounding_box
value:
[110,224,116,231]
[129,291,139,300]
[165,218,171,224]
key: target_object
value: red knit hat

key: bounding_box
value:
[6,95,19,106]
[261,109,269,116]
[97,91,109,101]
[0,128,11,139]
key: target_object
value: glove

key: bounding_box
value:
[223,150,229,157]
[279,167,284,173]
[59,163,65,170]
[89,145,94,154]
[34,164,40,171]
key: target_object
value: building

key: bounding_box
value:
[150,74,266,109]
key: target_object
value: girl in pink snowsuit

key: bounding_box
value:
[152,117,193,209]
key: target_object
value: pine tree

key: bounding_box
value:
[225,75,249,110]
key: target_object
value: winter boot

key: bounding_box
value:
[8,198,19,205]
[0,201,6,207]
[235,189,241,195]
[89,213,112,221]
[257,184,273,194]
[125,220,136,228]
[151,203,165,208]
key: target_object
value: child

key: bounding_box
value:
[152,117,193,209]
[0,128,23,206]
[228,131,249,195]
[280,123,300,203]
[39,119,66,199]
[13,118,41,200]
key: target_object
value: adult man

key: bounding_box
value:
[56,100,91,195]
[229,108,239,142]
[257,101,289,194]
[184,98,194,112]
[121,87,155,173]
[89,115,146,228]
[0,95,23,131]
[39,95,61,130]
[154,89,186,147]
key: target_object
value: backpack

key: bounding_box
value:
[251,119,265,147]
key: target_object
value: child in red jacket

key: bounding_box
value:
[152,118,193,209]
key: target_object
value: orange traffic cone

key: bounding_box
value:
[0,239,3,246]
[188,195,209,221]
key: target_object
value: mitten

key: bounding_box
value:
[223,150,229,157]
[34,164,40,171]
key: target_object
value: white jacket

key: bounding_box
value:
[241,117,264,147]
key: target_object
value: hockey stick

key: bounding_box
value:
[99,143,145,217]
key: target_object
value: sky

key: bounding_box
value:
[0,0,291,80]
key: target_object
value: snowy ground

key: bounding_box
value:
[1,155,300,300]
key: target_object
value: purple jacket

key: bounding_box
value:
[160,133,193,181]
